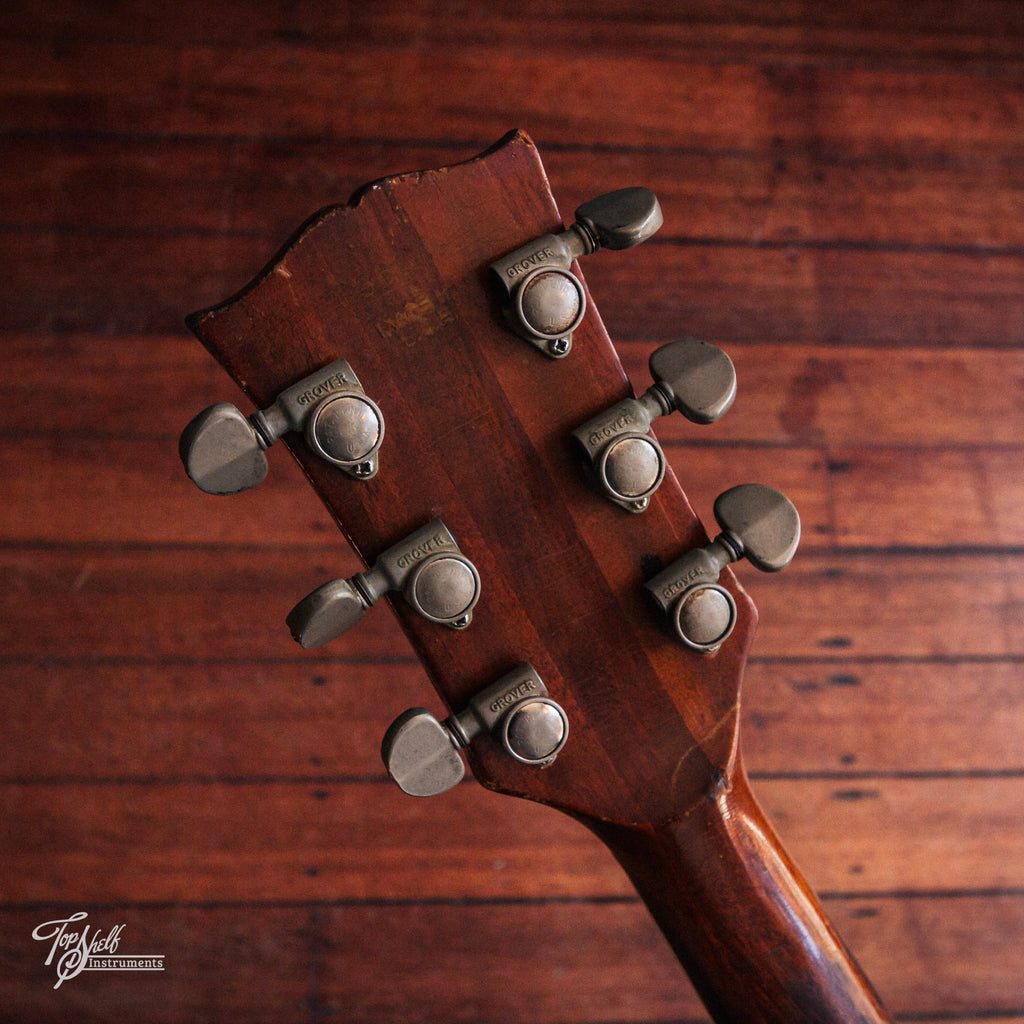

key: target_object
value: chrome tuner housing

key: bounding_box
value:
[305,389,384,478]
[405,549,481,629]
[646,484,800,652]
[501,696,569,765]
[381,664,569,797]
[512,266,586,358]
[595,430,667,513]
[286,519,481,649]
[180,357,384,493]
[573,338,735,512]
[489,187,662,359]
[671,582,738,652]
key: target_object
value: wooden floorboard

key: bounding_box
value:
[0,659,1019,781]
[7,135,1024,251]
[4,229,1024,345]
[5,0,1024,65]
[2,776,1023,902]
[1,899,1021,1023]
[4,40,1024,157]
[4,335,1021,446]
[4,437,1024,549]
[1,2,1021,1021]
[1,546,1021,660]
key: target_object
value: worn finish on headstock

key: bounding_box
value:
[188,130,753,827]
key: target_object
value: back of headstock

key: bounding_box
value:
[181,131,890,1024]
[185,130,750,824]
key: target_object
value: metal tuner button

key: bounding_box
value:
[490,187,662,358]
[646,484,800,652]
[286,519,480,649]
[572,338,736,512]
[179,357,383,493]
[382,664,569,797]
[306,390,383,477]
[502,698,568,765]
[406,553,480,629]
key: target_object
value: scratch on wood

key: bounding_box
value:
[670,699,739,806]
[70,560,96,592]
[831,788,880,801]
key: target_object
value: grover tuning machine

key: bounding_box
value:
[489,187,663,358]
[381,663,569,796]
[286,519,481,649]
[179,357,384,494]
[646,484,800,651]
[572,338,736,512]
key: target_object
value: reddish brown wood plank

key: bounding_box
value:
[0,906,313,1024]
[7,135,1024,253]
[0,898,1019,1024]
[1,660,1018,782]
[763,777,1024,893]
[1,334,236,438]
[744,551,1024,658]
[6,437,1024,551]
[2,547,1018,661]
[0,781,630,903]
[4,335,1020,448]
[0,440,817,547]
[0,231,268,335]
[0,439,831,547]
[0,661,419,781]
[4,0,1024,67]
[0,438,345,547]
[318,900,708,1024]
[584,243,1024,349]
[3,43,1024,160]
[827,447,1024,548]
[742,661,1024,775]
[5,228,1023,347]
[641,344,1024,447]
[679,446,1024,550]
[318,897,1024,1023]
[1,777,1020,903]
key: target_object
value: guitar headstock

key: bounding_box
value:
[183,130,768,828]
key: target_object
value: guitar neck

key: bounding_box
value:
[588,757,890,1024]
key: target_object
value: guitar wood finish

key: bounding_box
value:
[187,132,890,1023]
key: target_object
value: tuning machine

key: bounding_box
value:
[180,357,384,494]
[489,187,663,358]
[646,484,800,651]
[286,519,481,649]
[572,338,736,512]
[382,663,569,796]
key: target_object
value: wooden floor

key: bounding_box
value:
[1,2,1022,1021]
